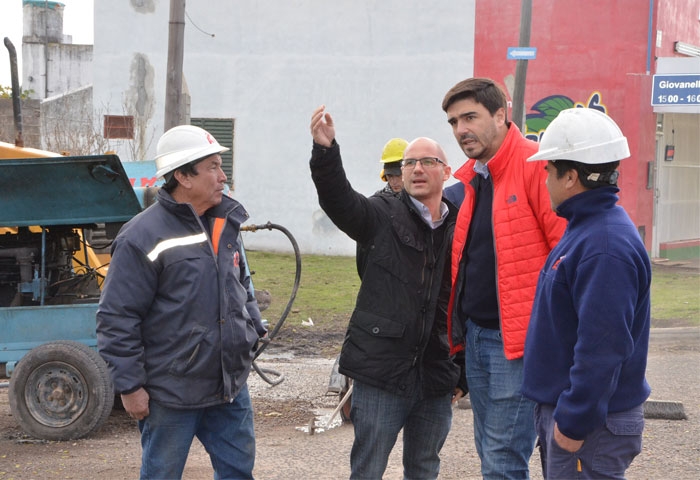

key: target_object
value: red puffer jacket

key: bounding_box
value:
[447,124,566,360]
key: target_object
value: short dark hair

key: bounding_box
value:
[161,157,205,193]
[552,160,621,189]
[442,77,508,121]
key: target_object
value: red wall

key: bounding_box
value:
[473,0,669,249]
[656,0,700,57]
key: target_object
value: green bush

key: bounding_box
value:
[0,85,34,99]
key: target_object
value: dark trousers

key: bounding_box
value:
[535,403,644,479]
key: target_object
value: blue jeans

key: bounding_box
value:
[138,385,255,480]
[535,403,644,479]
[349,380,453,480]
[465,319,537,479]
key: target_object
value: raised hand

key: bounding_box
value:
[310,105,335,148]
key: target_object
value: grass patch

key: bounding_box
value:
[651,266,700,326]
[248,252,700,329]
[247,251,359,331]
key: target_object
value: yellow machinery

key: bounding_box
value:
[1,140,113,277]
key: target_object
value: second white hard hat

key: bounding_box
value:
[527,108,630,164]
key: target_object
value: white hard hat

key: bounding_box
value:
[527,108,630,164]
[155,125,229,178]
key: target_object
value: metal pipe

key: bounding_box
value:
[3,37,24,147]
[164,0,186,130]
[40,228,46,305]
[512,0,533,131]
[646,0,654,74]
[44,0,49,98]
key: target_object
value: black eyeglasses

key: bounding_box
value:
[402,157,446,169]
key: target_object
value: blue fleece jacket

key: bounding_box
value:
[522,186,652,440]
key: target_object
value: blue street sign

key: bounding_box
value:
[507,47,537,60]
[651,74,700,106]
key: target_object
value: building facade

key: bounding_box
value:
[91,0,476,255]
[474,0,699,259]
[8,0,698,258]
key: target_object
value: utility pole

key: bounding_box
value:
[164,0,186,131]
[512,0,532,131]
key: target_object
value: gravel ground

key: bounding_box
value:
[1,327,698,479]
[248,326,700,479]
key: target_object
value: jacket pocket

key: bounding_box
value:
[369,219,424,282]
[592,406,644,473]
[352,310,405,338]
[392,217,424,251]
[168,325,209,376]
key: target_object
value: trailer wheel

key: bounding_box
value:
[8,340,114,441]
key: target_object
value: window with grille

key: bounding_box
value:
[191,118,235,189]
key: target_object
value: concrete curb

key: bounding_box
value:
[644,399,687,420]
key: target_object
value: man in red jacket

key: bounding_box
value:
[442,78,566,479]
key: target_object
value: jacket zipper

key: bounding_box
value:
[489,178,502,331]
[414,228,437,367]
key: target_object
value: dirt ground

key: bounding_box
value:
[1,265,698,479]
[2,327,699,479]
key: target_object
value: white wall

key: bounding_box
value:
[23,43,93,99]
[93,0,475,255]
[21,2,93,100]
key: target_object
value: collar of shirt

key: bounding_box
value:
[409,196,449,229]
[473,160,490,179]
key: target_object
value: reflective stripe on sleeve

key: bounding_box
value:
[147,232,208,261]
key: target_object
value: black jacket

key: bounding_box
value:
[310,141,465,398]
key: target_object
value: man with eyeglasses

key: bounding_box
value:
[441,78,566,479]
[309,105,467,479]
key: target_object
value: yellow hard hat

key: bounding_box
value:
[380,138,408,164]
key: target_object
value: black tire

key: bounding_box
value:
[8,340,114,441]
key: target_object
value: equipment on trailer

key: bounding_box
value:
[0,154,141,440]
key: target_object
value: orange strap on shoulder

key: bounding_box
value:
[211,217,226,256]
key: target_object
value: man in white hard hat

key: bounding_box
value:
[310,105,466,479]
[522,108,652,479]
[97,125,267,479]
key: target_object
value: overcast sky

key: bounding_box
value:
[0,0,94,87]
